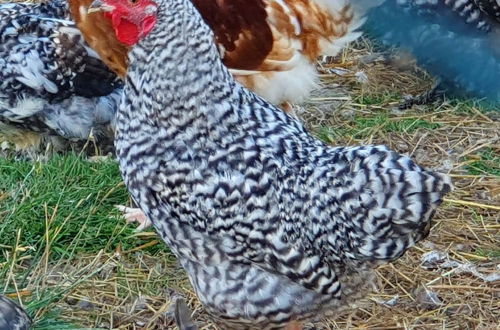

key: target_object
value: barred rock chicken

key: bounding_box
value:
[0,0,121,151]
[361,0,500,104]
[0,295,32,330]
[91,0,453,328]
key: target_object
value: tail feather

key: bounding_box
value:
[340,146,452,261]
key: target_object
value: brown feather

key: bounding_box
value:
[191,0,274,70]
[68,0,129,77]
[291,0,355,60]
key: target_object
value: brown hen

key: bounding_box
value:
[68,0,129,77]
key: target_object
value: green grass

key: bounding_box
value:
[465,148,500,176]
[32,310,87,330]
[446,99,500,115]
[0,154,167,261]
[475,248,500,259]
[0,154,171,328]
[315,113,442,143]
[355,115,441,132]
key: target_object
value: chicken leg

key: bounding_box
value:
[115,205,152,231]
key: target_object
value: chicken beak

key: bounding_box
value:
[88,0,115,14]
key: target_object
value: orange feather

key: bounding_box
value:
[68,0,129,77]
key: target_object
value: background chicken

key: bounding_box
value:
[75,0,370,110]
[361,0,500,104]
[475,0,500,22]
[0,0,121,152]
[90,0,453,328]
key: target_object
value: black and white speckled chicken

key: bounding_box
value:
[89,0,453,328]
[0,0,122,151]
[0,295,31,330]
[360,0,500,104]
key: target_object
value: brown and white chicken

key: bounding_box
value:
[75,0,368,110]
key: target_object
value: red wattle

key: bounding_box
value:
[141,16,157,36]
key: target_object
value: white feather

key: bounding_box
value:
[16,50,59,94]
[0,97,44,118]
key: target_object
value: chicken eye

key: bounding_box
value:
[129,0,139,4]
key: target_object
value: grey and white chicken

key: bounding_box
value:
[88,0,453,328]
[0,0,122,152]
